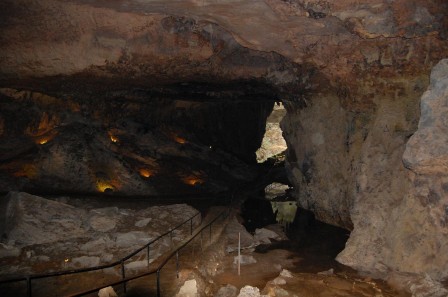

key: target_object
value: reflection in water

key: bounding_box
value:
[271,201,298,227]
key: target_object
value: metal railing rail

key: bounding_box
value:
[68,207,230,297]
[0,210,202,297]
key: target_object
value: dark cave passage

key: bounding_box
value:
[0,80,282,197]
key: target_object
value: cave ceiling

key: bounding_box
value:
[1,0,446,97]
[0,0,447,196]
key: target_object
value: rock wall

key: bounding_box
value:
[337,61,448,280]
[282,61,448,280]
[282,94,352,229]
[0,87,271,195]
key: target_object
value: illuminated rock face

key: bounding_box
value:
[0,88,272,195]
[0,0,447,282]
[256,103,287,163]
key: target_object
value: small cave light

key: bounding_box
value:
[96,181,114,193]
[182,176,204,186]
[175,137,186,144]
[172,134,187,144]
[139,168,153,178]
[35,134,56,145]
[110,135,119,143]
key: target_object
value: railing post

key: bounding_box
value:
[200,229,203,251]
[209,223,212,244]
[147,245,150,267]
[156,269,161,297]
[176,251,179,279]
[191,236,195,258]
[121,260,126,293]
[26,277,31,297]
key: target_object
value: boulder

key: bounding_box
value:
[225,217,255,253]
[0,192,87,246]
[98,286,118,297]
[403,59,448,174]
[237,286,265,297]
[254,227,283,244]
[176,279,199,297]
[215,285,238,297]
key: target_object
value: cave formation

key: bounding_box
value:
[1,0,448,296]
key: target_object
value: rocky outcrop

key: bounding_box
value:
[282,60,448,280]
[0,192,201,275]
[256,103,287,163]
[335,60,448,280]
[404,59,448,174]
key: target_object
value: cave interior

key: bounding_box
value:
[1,0,448,296]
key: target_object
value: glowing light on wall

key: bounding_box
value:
[182,176,204,186]
[171,133,187,144]
[175,136,186,144]
[139,168,153,178]
[34,133,57,145]
[26,112,60,139]
[96,181,114,193]
[13,164,38,179]
[110,135,118,143]
[38,138,49,145]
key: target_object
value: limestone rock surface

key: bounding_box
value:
[0,191,88,246]
[404,59,448,175]
[0,192,201,276]
[336,60,448,280]
[237,286,264,297]
[256,103,287,163]
[176,279,199,297]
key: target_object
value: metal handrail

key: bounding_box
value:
[68,207,230,297]
[154,209,228,297]
[0,210,202,296]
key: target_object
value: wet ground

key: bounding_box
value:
[211,241,409,297]
[211,207,411,297]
